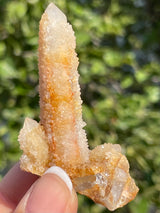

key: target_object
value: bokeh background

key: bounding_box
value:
[0,0,160,212]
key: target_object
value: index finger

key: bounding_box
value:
[0,162,38,213]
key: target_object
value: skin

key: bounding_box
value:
[0,162,78,213]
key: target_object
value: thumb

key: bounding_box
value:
[14,166,78,213]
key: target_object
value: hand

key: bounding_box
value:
[0,162,78,213]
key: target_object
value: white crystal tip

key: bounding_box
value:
[45,3,67,22]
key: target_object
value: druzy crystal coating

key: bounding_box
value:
[18,3,138,211]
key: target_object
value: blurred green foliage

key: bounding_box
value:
[0,0,160,212]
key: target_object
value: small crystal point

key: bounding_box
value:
[45,3,67,22]
[20,118,38,138]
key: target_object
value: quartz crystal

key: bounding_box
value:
[18,3,139,211]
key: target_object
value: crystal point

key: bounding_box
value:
[45,3,66,22]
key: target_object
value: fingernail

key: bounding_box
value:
[25,166,73,213]
[44,166,72,193]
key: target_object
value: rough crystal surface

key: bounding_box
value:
[38,3,89,166]
[18,3,139,211]
[72,144,138,211]
[18,118,49,174]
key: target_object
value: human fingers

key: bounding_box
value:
[0,162,38,213]
[14,166,78,213]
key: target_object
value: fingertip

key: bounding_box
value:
[15,166,78,213]
[44,166,73,193]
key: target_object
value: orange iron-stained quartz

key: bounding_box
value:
[18,3,139,211]
[38,3,89,167]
